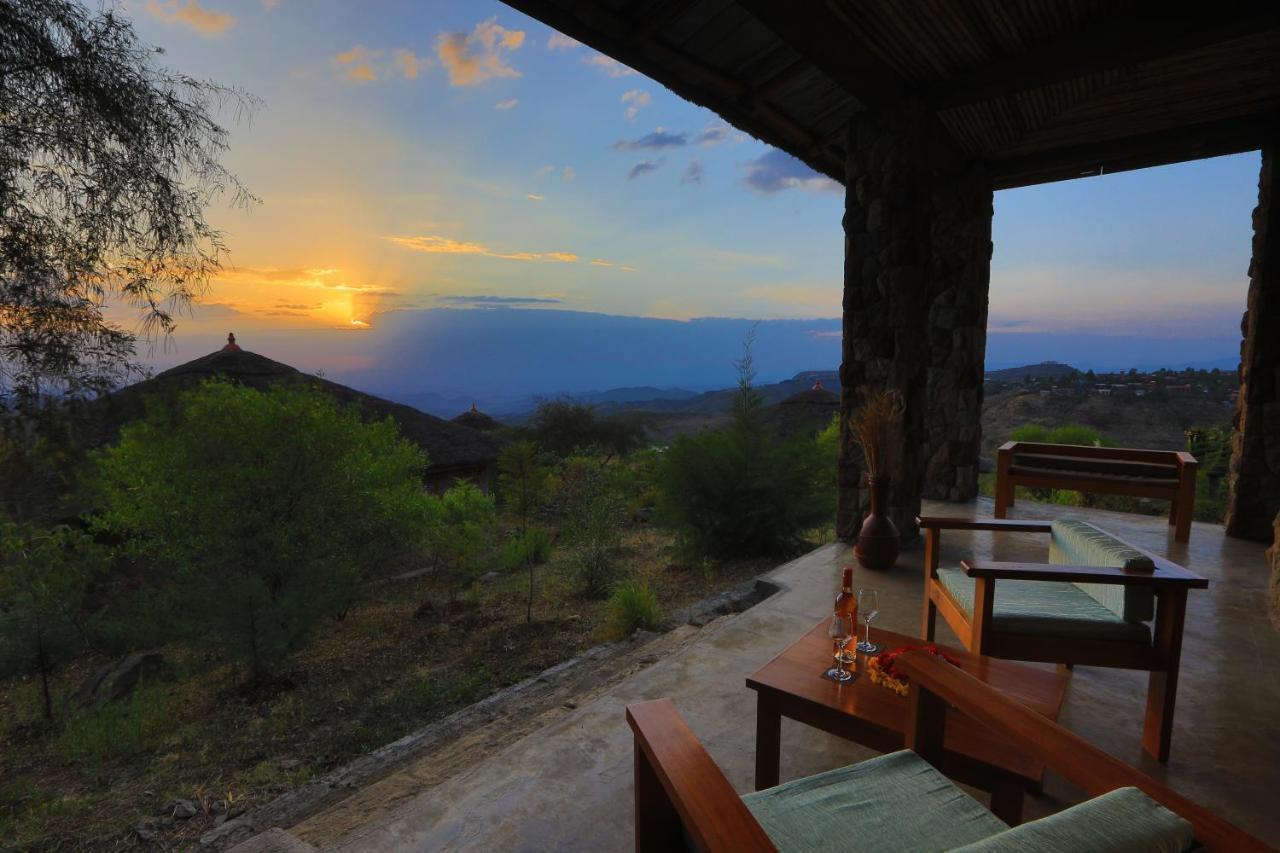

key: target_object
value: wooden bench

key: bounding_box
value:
[995,441,1199,542]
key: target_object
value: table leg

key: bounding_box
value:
[755,691,781,791]
[989,777,1024,825]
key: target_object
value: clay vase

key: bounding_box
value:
[854,476,900,571]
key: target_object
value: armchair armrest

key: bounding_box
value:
[917,516,1052,533]
[960,559,1208,589]
[896,652,1272,852]
[626,700,776,853]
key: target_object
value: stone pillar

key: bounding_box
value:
[1226,143,1280,542]
[837,103,993,542]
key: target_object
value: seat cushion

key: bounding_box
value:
[949,787,1194,852]
[937,566,1151,644]
[1051,519,1155,622]
[742,750,1008,853]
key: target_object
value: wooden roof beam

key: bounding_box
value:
[988,113,1276,190]
[737,0,907,109]
[929,0,1280,110]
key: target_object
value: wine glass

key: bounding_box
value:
[826,612,854,682]
[856,588,881,654]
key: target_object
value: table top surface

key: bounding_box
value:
[746,621,1069,780]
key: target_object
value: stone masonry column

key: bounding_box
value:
[837,102,993,542]
[1226,142,1280,541]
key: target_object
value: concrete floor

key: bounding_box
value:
[329,498,1279,851]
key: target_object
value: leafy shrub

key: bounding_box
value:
[501,527,551,571]
[433,482,497,599]
[604,580,661,639]
[1010,423,1114,447]
[658,394,834,558]
[56,684,171,766]
[555,459,625,597]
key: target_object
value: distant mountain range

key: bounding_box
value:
[984,362,1081,381]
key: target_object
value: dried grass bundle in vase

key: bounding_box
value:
[850,388,904,478]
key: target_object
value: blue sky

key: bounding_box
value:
[120,0,1261,393]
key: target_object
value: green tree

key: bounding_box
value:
[433,482,496,602]
[497,441,550,621]
[657,337,834,558]
[1,1,256,407]
[92,380,433,685]
[528,400,649,459]
[0,521,99,719]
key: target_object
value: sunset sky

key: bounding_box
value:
[120,0,1262,395]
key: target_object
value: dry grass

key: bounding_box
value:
[849,388,904,477]
[0,522,783,851]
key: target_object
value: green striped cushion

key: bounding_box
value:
[937,566,1151,644]
[1051,519,1155,622]
[950,787,1194,852]
[743,750,1007,853]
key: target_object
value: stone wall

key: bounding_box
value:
[1226,143,1280,542]
[837,102,993,540]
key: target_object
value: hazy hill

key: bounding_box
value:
[985,361,1080,382]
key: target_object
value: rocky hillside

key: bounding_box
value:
[980,387,1232,462]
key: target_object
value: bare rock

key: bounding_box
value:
[71,651,166,711]
[160,798,197,820]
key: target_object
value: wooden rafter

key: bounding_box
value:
[926,0,1280,110]
[988,113,1278,190]
[736,0,906,109]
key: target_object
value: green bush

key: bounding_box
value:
[555,459,626,597]
[1010,423,1114,447]
[605,580,662,639]
[501,527,551,571]
[658,383,834,559]
[55,684,171,766]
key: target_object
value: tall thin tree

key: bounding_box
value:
[0,1,256,409]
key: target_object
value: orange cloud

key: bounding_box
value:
[584,53,636,78]
[145,0,234,35]
[436,18,525,86]
[621,89,651,121]
[387,235,579,263]
[334,45,380,81]
[590,259,613,267]
[546,32,580,51]
[394,49,430,79]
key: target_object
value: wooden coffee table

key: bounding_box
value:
[746,621,1068,823]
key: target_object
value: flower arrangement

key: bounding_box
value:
[866,644,960,696]
[849,388,905,477]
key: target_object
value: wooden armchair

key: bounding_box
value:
[918,515,1208,762]
[628,653,1268,852]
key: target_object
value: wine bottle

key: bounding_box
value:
[834,566,858,626]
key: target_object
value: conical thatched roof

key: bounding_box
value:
[78,344,501,475]
[452,404,500,432]
[766,385,840,439]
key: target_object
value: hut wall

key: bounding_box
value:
[1227,142,1280,541]
[837,101,993,541]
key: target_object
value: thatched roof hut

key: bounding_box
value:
[452,404,501,433]
[766,381,839,439]
[79,336,501,488]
